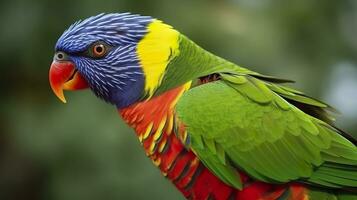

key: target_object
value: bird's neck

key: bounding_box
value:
[119,82,191,156]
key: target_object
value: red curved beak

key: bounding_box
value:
[49,61,89,103]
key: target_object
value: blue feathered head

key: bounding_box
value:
[50,13,154,108]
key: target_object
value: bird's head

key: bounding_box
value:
[49,13,180,108]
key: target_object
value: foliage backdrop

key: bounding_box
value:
[0,0,356,199]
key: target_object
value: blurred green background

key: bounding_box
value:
[0,0,356,199]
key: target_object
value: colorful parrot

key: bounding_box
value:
[49,13,357,200]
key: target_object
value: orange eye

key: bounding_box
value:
[93,44,106,57]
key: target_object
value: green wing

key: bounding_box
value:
[175,73,357,190]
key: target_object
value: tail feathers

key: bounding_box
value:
[308,163,357,189]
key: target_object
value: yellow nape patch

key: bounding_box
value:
[137,20,180,97]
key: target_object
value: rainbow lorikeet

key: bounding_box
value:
[49,13,357,200]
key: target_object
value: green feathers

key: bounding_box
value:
[176,74,357,190]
